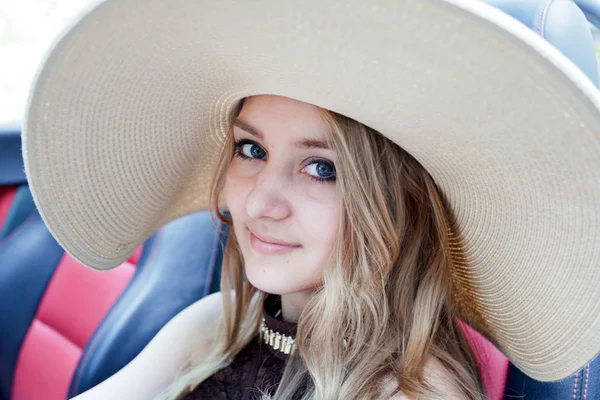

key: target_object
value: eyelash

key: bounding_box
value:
[233,139,336,183]
[233,139,261,161]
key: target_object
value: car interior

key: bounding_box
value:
[1,0,600,399]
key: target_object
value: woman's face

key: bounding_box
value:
[224,95,339,295]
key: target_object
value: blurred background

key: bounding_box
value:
[2,0,600,125]
[0,0,92,124]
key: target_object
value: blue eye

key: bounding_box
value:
[304,160,336,182]
[235,140,266,160]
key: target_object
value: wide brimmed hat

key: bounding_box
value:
[22,0,600,382]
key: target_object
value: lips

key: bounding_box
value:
[248,228,301,255]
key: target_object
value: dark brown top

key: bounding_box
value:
[182,296,300,400]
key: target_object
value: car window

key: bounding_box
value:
[0,0,94,124]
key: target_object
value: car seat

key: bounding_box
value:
[1,0,599,399]
[0,124,225,399]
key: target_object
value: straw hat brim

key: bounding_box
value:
[23,0,600,382]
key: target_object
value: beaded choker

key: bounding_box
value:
[259,317,298,355]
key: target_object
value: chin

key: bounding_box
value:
[244,261,317,295]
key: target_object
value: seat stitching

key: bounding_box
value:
[537,0,555,38]
[584,364,590,400]
[573,369,579,400]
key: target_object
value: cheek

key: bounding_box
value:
[224,158,264,210]
[295,196,339,290]
[224,164,248,220]
[300,191,339,258]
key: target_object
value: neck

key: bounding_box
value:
[280,289,315,322]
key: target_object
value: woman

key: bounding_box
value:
[70,94,483,399]
[23,0,600,399]
[163,94,483,399]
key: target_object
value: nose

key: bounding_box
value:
[245,167,292,221]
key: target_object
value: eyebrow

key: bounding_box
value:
[294,138,330,150]
[234,118,263,139]
[234,118,331,150]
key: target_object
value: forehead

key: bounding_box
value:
[236,95,332,141]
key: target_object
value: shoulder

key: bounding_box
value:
[171,291,224,347]
[70,292,225,399]
[115,291,226,370]
[153,290,225,366]
[381,357,468,400]
[176,291,224,327]
[127,290,224,367]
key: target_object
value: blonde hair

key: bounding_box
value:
[157,99,485,399]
